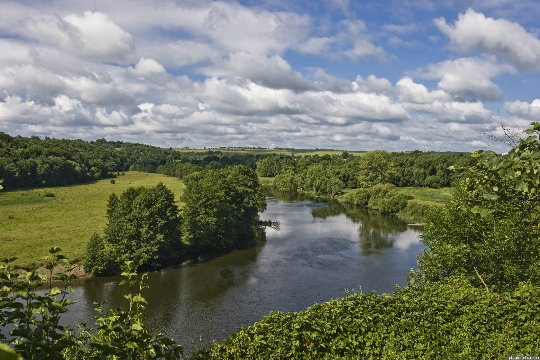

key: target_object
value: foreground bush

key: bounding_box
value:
[200,278,540,359]
[0,249,182,359]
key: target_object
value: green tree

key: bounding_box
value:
[357,150,396,188]
[181,165,266,252]
[84,183,182,275]
[418,123,540,291]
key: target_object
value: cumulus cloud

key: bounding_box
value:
[202,52,315,92]
[417,57,515,101]
[396,78,452,104]
[0,0,532,152]
[434,8,540,71]
[129,58,171,82]
[313,69,355,93]
[505,99,540,121]
[16,11,135,63]
[297,19,387,61]
[354,75,394,95]
[0,94,128,127]
[404,101,491,123]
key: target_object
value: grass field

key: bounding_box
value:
[175,148,366,156]
[397,187,453,205]
[0,172,185,265]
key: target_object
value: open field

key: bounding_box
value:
[397,187,453,205]
[0,172,185,265]
[175,148,366,156]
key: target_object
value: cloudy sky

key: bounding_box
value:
[1,0,539,151]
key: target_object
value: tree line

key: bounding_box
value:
[0,133,261,191]
[257,150,474,194]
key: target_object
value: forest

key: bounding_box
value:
[2,125,540,358]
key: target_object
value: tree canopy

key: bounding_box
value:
[84,183,182,275]
[181,165,266,252]
[418,123,540,291]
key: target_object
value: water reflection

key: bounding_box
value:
[311,201,417,255]
[61,189,424,354]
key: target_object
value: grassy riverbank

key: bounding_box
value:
[0,172,185,265]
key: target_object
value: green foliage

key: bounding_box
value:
[181,165,266,252]
[343,184,408,213]
[419,123,540,291]
[84,183,182,275]
[63,262,183,359]
[83,233,115,276]
[0,247,77,359]
[1,250,182,359]
[200,278,540,359]
[397,200,434,223]
[357,150,396,188]
[0,132,183,191]
[256,150,471,198]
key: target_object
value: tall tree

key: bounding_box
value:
[84,183,182,274]
[181,165,266,252]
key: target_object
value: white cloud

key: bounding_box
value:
[404,101,491,123]
[504,99,540,121]
[434,8,540,71]
[297,19,387,61]
[418,57,515,101]
[354,75,394,95]
[129,58,171,82]
[17,11,135,63]
[396,77,452,104]
[313,69,355,93]
[202,52,315,92]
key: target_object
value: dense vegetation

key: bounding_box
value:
[0,132,261,191]
[83,183,182,275]
[257,150,473,218]
[181,165,266,252]
[192,124,540,358]
[3,126,540,358]
[257,150,473,193]
[84,165,266,276]
[0,132,182,190]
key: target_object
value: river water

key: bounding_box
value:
[62,188,424,353]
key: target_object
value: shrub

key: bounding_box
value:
[110,179,115,184]
[83,233,115,276]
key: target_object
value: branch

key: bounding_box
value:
[474,267,490,292]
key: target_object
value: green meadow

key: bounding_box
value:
[0,172,185,265]
[397,186,453,205]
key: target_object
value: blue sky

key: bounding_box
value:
[1,0,539,151]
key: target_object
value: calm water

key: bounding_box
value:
[62,188,424,353]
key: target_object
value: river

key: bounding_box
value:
[61,188,425,354]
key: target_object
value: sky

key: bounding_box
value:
[1,0,540,151]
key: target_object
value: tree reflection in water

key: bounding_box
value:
[311,202,409,255]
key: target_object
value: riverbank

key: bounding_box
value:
[260,178,450,223]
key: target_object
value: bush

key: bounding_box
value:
[377,193,408,213]
[397,200,434,222]
[202,279,540,359]
[110,179,115,184]
[83,233,115,276]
